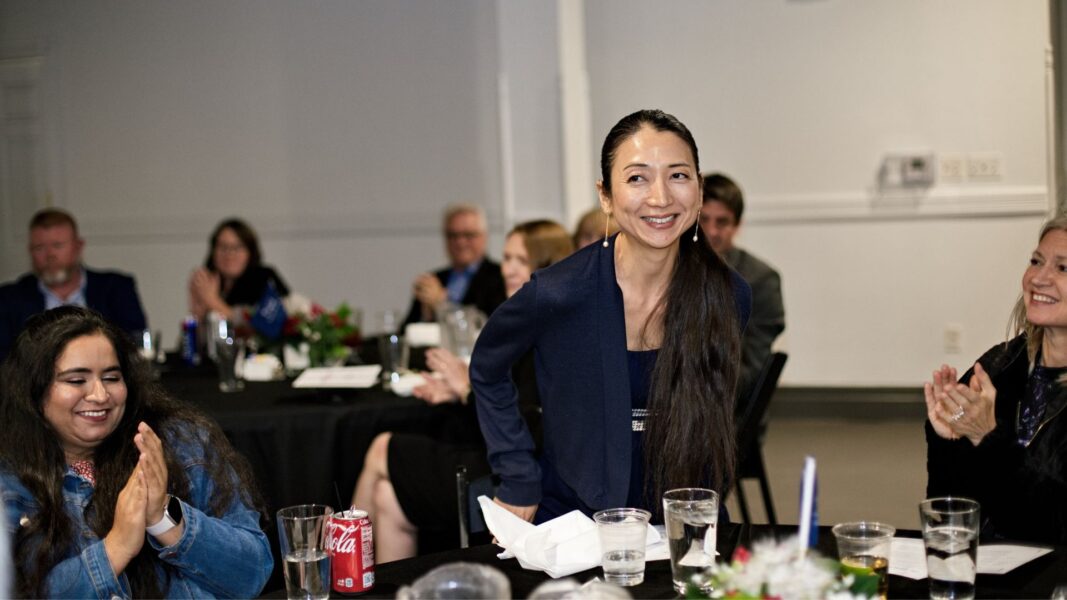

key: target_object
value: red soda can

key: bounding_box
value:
[327,509,375,594]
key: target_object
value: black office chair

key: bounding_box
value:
[456,466,496,549]
[732,352,788,525]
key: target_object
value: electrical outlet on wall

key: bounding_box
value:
[939,155,964,183]
[966,153,1003,181]
[943,324,963,354]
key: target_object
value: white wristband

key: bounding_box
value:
[146,512,177,537]
[146,495,181,537]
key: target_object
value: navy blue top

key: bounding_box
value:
[471,234,751,514]
[626,349,657,510]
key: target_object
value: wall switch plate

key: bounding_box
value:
[939,155,964,183]
[966,153,1003,181]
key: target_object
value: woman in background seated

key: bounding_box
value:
[353,220,573,562]
[0,307,272,597]
[572,206,619,250]
[926,215,1067,544]
[188,218,290,337]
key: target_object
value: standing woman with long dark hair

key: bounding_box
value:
[471,109,751,522]
[0,306,272,597]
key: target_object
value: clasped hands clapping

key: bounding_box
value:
[103,422,181,574]
[924,363,998,446]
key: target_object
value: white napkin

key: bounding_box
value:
[242,354,282,381]
[405,323,441,347]
[389,372,429,397]
[477,495,666,579]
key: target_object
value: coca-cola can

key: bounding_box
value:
[327,509,375,594]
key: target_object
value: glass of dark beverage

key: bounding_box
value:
[831,521,895,600]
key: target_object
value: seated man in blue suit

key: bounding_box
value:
[0,208,147,361]
[404,203,506,326]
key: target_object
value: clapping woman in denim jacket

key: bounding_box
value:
[0,306,272,598]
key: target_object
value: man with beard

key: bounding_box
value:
[0,209,146,360]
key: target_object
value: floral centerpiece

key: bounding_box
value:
[688,535,878,600]
[272,294,361,368]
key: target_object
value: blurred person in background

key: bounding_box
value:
[572,206,620,249]
[188,218,290,338]
[0,208,147,362]
[354,220,572,561]
[404,204,506,326]
[700,173,785,399]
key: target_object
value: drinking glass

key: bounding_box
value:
[138,329,162,362]
[213,317,245,392]
[395,562,510,599]
[437,304,485,362]
[663,488,718,594]
[376,310,407,388]
[920,497,980,600]
[593,508,650,587]
[831,521,895,600]
[277,505,333,600]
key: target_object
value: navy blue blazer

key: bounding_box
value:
[471,235,751,510]
[0,268,147,361]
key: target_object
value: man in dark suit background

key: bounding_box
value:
[404,203,505,326]
[0,208,147,360]
[700,174,786,399]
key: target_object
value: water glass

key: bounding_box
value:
[437,304,485,361]
[920,497,980,600]
[138,329,162,362]
[831,521,895,600]
[277,505,333,600]
[663,488,718,595]
[593,507,650,587]
[212,317,244,392]
[395,562,510,599]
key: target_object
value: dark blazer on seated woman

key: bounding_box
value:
[223,264,289,307]
[926,334,1067,544]
[471,235,751,516]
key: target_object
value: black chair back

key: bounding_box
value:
[733,351,788,524]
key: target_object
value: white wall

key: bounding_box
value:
[584,0,1051,385]
[0,0,1053,386]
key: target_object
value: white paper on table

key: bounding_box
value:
[477,495,665,579]
[405,323,441,347]
[291,365,381,388]
[888,537,1053,580]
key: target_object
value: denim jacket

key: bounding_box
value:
[0,426,273,598]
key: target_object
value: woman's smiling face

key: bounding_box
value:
[42,332,127,461]
[597,125,701,252]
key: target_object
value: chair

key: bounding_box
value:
[456,466,496,549]
[733,352,788,525]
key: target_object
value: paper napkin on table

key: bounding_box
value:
[389,372,429,397]
[888,537,1053,580]
[477,495,667,579]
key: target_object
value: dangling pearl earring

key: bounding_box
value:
[602,213,611,248]
[692,220,699,243]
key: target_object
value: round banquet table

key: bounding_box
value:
[261,523,1067,599]
[159,360,459,592]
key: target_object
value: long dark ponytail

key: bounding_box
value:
[599,109,741,504]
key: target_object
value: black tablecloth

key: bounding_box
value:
[353,524,1065,599]
[159,363,456,591]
